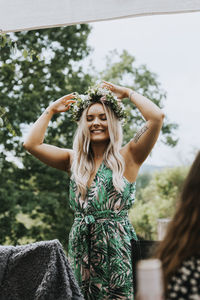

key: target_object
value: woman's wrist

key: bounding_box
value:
[45,106,55,116]
[125,88,134,99]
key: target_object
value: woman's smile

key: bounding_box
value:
[91,129,105,134]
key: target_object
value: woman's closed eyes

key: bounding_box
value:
[87,114,107,122]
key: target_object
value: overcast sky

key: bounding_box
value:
[86,11,200,167]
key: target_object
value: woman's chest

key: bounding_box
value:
[70,174,135,212]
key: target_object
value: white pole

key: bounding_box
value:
[157,218,171,241]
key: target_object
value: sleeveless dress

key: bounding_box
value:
[68,161,137,300]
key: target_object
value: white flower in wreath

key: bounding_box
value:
[80,94,88,101]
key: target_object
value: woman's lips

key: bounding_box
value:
[91,129,104,134]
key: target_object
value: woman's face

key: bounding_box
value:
[86,103,110,142]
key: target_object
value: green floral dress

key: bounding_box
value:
[68,161,137,299]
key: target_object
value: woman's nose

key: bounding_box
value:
[92,117,100,125]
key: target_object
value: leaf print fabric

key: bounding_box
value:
[68,162,137,299]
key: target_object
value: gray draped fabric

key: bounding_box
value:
[1,0,200,33]
[0,239,84,300]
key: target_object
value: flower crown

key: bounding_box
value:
[70,84,127,122]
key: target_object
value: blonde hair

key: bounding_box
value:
[71,102,125,199]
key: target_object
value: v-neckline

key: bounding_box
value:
[87,161,104,190]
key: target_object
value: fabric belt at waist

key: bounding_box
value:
[74,210,128,225]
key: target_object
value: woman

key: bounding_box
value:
[155,151,200,300]
[23,81,164,299]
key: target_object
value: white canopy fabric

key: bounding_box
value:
[1,0,200,33]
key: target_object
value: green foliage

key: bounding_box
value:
[0,153,28,244]
[135,172,152,201]
[0,25,92,247]
[0,32,39,61]
[0,25,92,151]
[0,106,16,136]
[129,166,188,240]
[0,33,14,50]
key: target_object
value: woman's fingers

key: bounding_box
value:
[62,93,76,101]
[64,97,76,111]
[102,81,125,100]
[61,93,76,106]
[102,80,112,87]
[65,99,76,104]
[102,80,114,91]
[102,80,112,85]
[65,104,72,111]
[64,100,76,110]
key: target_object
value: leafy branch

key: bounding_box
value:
[0,107,16,136]
[0,31,42,60]
[0,32,42,136]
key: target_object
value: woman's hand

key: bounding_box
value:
[48,93,76,114]
[101,81,131,100]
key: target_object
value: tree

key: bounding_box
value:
[135,172,152,201]
[0,25,92,248]
[129,166,188,240]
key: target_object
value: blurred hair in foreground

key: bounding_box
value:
[155,151,200,292]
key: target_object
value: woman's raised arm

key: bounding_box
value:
[125,89,164,165]
[23,94,75,172]
[102,81,164,166]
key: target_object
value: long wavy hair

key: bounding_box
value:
[71,101,125,199]
[155,151,200,293]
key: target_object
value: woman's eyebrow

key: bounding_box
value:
[87,113,106,117]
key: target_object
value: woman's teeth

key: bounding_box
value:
[91,130,104,133]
